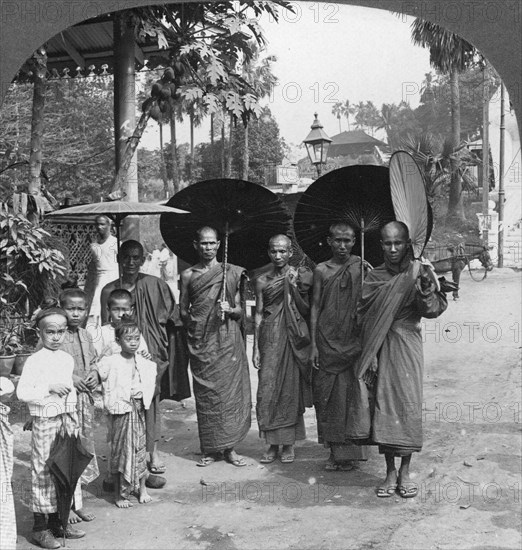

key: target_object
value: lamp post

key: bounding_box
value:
[303,113,332,178]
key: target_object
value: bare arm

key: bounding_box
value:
[252,277,265,369]
[179,269,192,328]
[310,266,324,369]
[99,283,112,325]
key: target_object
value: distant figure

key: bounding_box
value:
[85,215,118,324]
[159,244,179,301]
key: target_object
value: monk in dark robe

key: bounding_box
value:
[180,227,251,467]
[100,240,190,483]
[310,223,368,471]
[253,235,312,464]
[348,221,447,498]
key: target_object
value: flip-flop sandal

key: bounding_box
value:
[397,483,418,498]
[260,453,278,464]
[376,484,397,498]
[337,461,357,472]
[224,452,247,467]
[148,464,166,474]
[280,454,295,464]
[324,461,339,471]
[196,456,216,467]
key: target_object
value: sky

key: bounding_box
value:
[140,2,432,155]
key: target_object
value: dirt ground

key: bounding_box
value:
[9,268,522,550]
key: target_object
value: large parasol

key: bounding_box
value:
[45,200,189,283]
[160,179,292,269]
[389,150,433,258]
[293,165,396,272]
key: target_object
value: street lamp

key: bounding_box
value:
[303,112,332,177]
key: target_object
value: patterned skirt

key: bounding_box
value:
[108,399,147,499]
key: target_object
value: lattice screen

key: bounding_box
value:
[47,223,96,287]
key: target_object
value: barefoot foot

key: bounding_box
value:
[115,499,133,508]
[68,511,82,524]
[74,509,95,521]
[139,491,152,504]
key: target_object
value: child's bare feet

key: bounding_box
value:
[115,499,133,508]
[68,510,82,524]
[139,490,152,504]
[74,509,95,521]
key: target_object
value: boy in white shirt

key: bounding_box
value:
[95,318,156,508]
[17,307,88,548]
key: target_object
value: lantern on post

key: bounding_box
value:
[303,113,332,177]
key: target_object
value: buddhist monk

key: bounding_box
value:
[310,222,368,471]
[101,240,189,486]
[349,221,447,498]
[253,235,312,464]
[180,227,251,467]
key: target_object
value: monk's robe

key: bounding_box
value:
[257,267,313,445]
[313,256,367,462]
[187,264,251,454]
[347,256,447,455]
[101,273,190,453]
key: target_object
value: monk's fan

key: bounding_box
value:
[389,151,433,259]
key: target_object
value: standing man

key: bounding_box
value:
[349,221,447,498]
[85,215,119,325]
[180,227,251,467]
[101,240,189,483]
[310,223,368,471]
[253,235,312,464]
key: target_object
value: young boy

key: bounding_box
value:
[58,288,99,523]
[17,307,85,548]
[89,289,149,358]
[1,377,16,549]
[96,319,156,508]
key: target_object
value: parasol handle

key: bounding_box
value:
[221,223,229,321]
[360,217,365,290]
[116,222,122,286]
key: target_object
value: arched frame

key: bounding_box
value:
[0,0,520,140]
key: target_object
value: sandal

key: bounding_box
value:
[280,454,295,464]
[376,484,397,498]
[196,456,216,467]
[260,452,278,464]
[148,463,166,474]
[324,460,339,471]
[397,482,418,498]
[224,451,247,467]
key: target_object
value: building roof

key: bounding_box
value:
[15,14,166,81]
[327,130,387,158]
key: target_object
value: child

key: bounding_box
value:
[57,288,99,523]
[89,288,149,358]
[96,318,156,508]
[0,377,16,549]
[17,307,85,548]
[85,289,151,493]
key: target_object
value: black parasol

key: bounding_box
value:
[159,179,293,270]
[293,165,396,268]
[46,432,93,540]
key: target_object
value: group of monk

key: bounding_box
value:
[178,221,447,499]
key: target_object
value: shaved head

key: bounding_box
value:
[329,222,356,238]
[268,234,292,249]
[195,226,219,242]
[380,221,410,241]
[120,240,144,256]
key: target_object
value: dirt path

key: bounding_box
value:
[11,269,521,550]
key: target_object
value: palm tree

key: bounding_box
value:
[341,99,353,131]
[410,20,476,221]
[331,101,343,133]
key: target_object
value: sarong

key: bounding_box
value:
[0,403,16,549]
[31,413,82,513]
[109,398,147,498]
[187,264,251,454]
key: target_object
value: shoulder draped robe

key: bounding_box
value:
[256,268,312,438]
[187,264,251,453]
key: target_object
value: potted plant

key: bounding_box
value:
[1,206,68,375]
